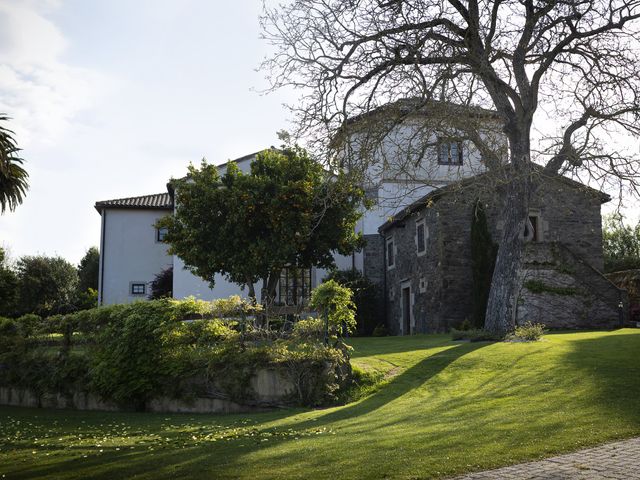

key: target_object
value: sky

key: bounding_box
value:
[0,0,295,264]
[1,1,638,265]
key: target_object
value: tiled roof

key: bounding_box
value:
[95,193,173,211]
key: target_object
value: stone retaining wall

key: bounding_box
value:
[0,368,294,414]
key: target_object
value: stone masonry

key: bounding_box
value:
[517,243,627,329]
[380,173,623,334]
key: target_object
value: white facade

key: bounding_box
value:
[97,208,172,305]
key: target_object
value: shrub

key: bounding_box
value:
[459,318,472,331]
[14,313,42,337]
[509,321,546,342]
[149,266,173,299]
[291,317,324,341]
[0,295,354,409]
[270,341,352,406]
[309,280,356,337]
[89,301,182,410]
[372,324,389,336]
[324,269,383,335]
[173,318,238,346]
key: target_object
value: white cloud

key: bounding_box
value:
[0,1,111,147]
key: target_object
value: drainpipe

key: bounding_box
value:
[98,209,106,305]
[382,233,388,333]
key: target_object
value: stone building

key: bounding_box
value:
[378,170,628,334]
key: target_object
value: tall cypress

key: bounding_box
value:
[471,200,498,328]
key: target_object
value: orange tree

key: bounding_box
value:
[159,146,364,309]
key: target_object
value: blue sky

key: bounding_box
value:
[0,0,295,263]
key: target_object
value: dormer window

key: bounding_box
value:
[438,138,463,165]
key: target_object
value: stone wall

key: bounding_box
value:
[0,368,293,414]
[362,234,385,288]
[516,243,627,329]
[382,175,613,333]
[384,206,446,334]
[359,233,390,333]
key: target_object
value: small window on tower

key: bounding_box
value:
[437,138,463,165]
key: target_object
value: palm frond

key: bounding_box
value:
[0,114,29,213]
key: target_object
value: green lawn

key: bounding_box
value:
[1,329,640,479]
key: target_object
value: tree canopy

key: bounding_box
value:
[0,114,28,214]
[261,0,640,333]
[77,247,100,293]
[0,247,19,317]
[603,215,640,272]
[159,147,364,304]
[16,255,79,317]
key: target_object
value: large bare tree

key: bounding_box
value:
[261,0,640,333]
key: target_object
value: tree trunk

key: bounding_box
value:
[259,270,282,328]
[484,152,531,334]
[246,280,257,304]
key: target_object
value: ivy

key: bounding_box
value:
[470,200,498,328]
[524,280,579,296]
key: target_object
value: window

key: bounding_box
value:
[156,227,168,242]
[416,219,427,255]
[130,283,146,295]
[277,268,312,306]
[437,138,463,165]
[524,215,541,242]
[386,237,395,269]
[419,277,427,293]
[364,185,379,202]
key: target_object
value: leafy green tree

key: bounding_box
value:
[77,247,100,292]
[16,256,79,316]
[603,215,640,273]
[0,247,19,317]
[0,114,28,214]
[159,146,364,308]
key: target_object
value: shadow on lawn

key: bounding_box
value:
[4,340,490,480]
[306,340,490,425]
[348,334,453,358]
[562,329,640,425]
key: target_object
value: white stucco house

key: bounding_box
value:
[95,100,503,307]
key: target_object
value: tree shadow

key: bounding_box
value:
[303,340,490,427]
[561,329,640,425]
[348,334,454,358]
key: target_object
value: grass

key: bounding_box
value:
[1,329,640,479]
